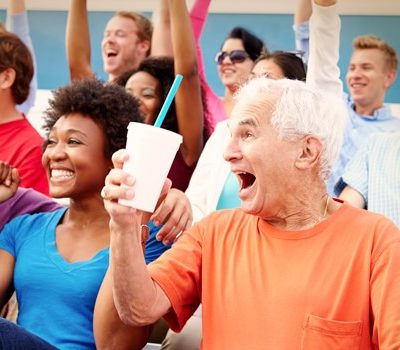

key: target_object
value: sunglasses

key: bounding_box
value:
[215,50,249,65]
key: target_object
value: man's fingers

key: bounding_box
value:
[111,149,129,169]
[105,168,135,187]
[101,183,134,202]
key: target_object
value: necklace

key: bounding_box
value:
[322,195,330,218]
[310,195,330,227]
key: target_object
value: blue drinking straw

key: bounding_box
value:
[153,74,183,128]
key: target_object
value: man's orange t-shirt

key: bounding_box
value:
[149,203,400,349]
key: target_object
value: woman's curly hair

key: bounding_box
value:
[115,57,178,132]
[43,78,142,159]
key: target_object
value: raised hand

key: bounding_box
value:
[0,161,20,203]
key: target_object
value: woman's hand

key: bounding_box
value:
[0,162,19,203]
[151,188,193,245]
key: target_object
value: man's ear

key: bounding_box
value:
[384,69,397,89]
[0,68,16,90]
[294,135,323,171]
[138,40,151,57]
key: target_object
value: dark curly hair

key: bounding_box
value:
[115,57,178,132]
[224,27,266,61]
[0,31,34,104]
[115,56,210,140]
[255,51,307,81]
[43,79,142,159]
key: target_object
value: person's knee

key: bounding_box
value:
[0,319,56,350]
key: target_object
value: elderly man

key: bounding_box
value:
[101,77,400,349]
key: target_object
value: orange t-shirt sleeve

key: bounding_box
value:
[148,223,203,332]
[370,219,400,347]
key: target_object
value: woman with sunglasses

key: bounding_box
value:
[163,1,341,348]
[151,0,264,135]
[164,0,265,133]
[211,27,265,121]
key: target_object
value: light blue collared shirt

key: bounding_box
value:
[327,94,400,194]
[335,132,400,226]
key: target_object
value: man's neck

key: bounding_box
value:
[353,100,384,117]
[261,181,334,231]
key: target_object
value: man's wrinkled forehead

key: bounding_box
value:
[231,92,279,124]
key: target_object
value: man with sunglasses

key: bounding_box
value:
[294,0,400,195]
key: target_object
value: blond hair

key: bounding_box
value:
[353,35,398,72]
[115,11,152,55]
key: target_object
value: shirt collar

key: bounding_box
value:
[346,94,392,121]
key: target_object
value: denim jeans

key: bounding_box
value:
[0,318,56,350]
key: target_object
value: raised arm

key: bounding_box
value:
[170,0,204,166]
[95,150,171,337]
[294,0,312,26]
[189,0,212,90]
[151,0,173,56]
[293,0,311,63]
[6,0,37,114]
[66,0,94,81]
[306,0,342,97]
[94,269,151,350]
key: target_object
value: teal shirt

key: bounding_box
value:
[216,172,241,210]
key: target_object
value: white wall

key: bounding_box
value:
[0,0,399,15]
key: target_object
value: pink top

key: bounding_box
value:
[190,0,228,134]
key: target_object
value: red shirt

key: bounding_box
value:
[0,117,49,195]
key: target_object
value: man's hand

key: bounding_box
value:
[103,149,192,246]
[0,161,19,203]
[102,150,140,232]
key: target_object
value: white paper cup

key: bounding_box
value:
[119,122,183,212]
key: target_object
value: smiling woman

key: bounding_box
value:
[0,79,152,349]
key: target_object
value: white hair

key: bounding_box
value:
[235,77,348,180]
